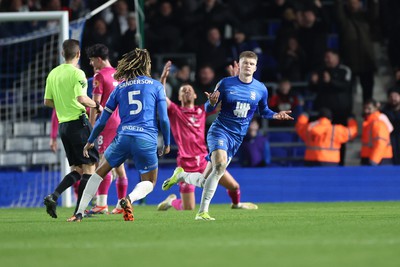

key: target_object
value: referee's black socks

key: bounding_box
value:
[53,171,81,201]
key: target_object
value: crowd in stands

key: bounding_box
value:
[1,0,400,166]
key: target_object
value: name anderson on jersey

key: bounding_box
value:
[119,79,154,87]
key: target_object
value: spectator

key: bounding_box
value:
[382,88,400,165]
[309,49,353,165]
[197,26,230,80]
[239,118,270,167]
[193,65,217,106]
[184,0,239,39]
[297,6,328,73]
[167,63,194,105]
[0,0,35,37]
[118,12,138,56]
[269,78,303,127]
[296,108,358,167]
[361,99,393,166]
[277,36,307,81]
[82,18,117,75]
[227,0,264,36]
[146,0,182,53]
[264,0,295,20]
[101,0,129,40]
[69,0,89,20]
[309,49,352,124]
[335,0,379,103]
[380,0,400,70]
[227,27,263,79]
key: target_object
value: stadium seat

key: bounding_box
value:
[34,136,62,151]
[45,121,52,136]
[0,152,28,166]
[267,19,281,37]
[13,122,43,136]
[31,152,58,165]
[5,137,33,151]
[268,132,296,143]
[327,34,339,50]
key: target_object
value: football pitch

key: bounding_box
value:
[1,202,399,267]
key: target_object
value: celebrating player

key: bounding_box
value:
[157,61,258,211]
[69,48,170,222]
[162,51,293,220]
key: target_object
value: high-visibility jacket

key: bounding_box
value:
[296,114,358,163]
[361,111,393,164]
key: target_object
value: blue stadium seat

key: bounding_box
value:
[268,132,296,143]
[267,20,281,37]
[327,34,339,50]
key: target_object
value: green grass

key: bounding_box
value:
[1,202,400,267]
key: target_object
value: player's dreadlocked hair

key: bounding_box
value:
[114,48,151,81]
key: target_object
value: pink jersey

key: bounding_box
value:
[92,67,120,153]
[93,67,120,130]
[168,102,208,172]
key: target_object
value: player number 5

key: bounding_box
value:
[128,90,143,115]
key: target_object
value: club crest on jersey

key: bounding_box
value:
[189,116,198,123]
[250,91,256,100]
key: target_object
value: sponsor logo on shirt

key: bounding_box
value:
[122,125,144,131]
[79,80,87,88]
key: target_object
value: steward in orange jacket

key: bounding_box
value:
[361,99,393,165]
[296,108,358,166]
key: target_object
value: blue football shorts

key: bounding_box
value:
[104,134,158,174]
[206,125,242,164]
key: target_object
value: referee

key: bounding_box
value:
[43,39,101,221]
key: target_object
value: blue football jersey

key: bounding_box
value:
[211,76,275,137]
[105,76,167,142]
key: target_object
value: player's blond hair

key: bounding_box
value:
[239,51,258,61]
[114,48,151,81]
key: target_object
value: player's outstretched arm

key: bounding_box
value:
[160,60,172,108]
[273,110,294,120]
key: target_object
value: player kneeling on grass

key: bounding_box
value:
[68,48,170,222]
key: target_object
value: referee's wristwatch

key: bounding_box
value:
[95,101,101,112]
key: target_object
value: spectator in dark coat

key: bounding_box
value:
[277,36,307,81]
[196,26,230,80]
[309,49,353,165]
[334,0,379,103]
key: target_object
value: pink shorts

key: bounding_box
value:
[97,129,117,154]
[177,155,208,194]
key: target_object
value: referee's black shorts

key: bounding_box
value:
[59,116,99,166]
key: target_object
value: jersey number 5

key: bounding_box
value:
[128,90,143,115]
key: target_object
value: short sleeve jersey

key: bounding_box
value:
[105,76,166,143]
[213,76,275,137]
[168,102,208,159]
[92,67,120,130]
[44,64,87,123]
